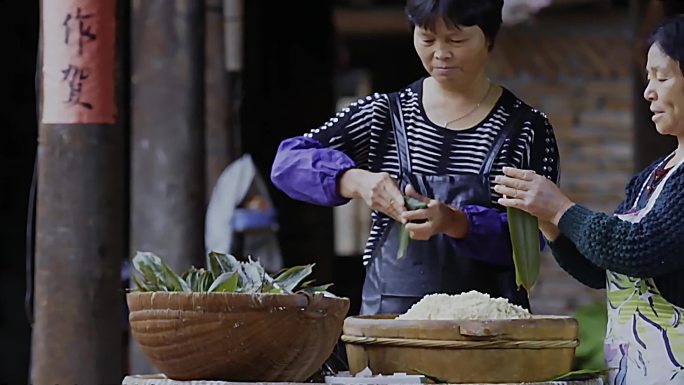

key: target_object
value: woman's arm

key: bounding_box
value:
[540,171,651,288]
[549,234,606,289]
[271,94,386,206]
[540,219,607,289]
[271,136,355,206]
[558,170,684,278]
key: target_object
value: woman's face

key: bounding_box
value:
[413,18,489,86]
[643,43,684,137]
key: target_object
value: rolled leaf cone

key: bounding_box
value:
[397,224,410,260]
[396,196,428,259]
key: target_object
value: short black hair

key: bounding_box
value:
[648,15,684,74]
[405,0,504,51]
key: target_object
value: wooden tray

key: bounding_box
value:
[343,315,579,384]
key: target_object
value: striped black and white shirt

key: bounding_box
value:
[282,78,560,264]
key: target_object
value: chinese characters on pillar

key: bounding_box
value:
[42,0,115,124]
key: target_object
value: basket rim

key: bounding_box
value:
[126,291,346,298]
[127,291,350,313]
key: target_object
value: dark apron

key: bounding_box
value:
[360,92,530,315]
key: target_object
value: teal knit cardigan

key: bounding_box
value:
[549,156,684,305]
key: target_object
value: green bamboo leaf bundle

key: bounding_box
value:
[130,251,331,295]
[506,207,541,293]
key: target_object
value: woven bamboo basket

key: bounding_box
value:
[343,315,578,384]
[127,292,350,382]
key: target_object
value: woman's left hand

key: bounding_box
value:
[400,185,468,240]
[494,167,574,225]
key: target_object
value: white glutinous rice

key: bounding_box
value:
[396,290,531,321]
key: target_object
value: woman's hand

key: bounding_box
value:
[400,185,468,240]
[494,167,574,225]
[338,169,406,223]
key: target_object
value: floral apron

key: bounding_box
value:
[605,155,684,384]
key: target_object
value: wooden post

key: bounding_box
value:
[32,0,124,383]
[225,0,245,164]
[205,0,234,197]
[129,0,206,374]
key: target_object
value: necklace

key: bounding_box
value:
[443,81,493,129]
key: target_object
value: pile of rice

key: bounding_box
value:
[396,290,531,321]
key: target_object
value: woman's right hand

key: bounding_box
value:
[338,169,406,223]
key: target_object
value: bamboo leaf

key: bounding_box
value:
[130,273,149,292]
[299,279,317,288]
[194,269,215,292]
[274,264,314,292]
[239,257,265,293]
[404,196,427,210]
[208,252,222,277]
[132,251,167,291]
[182,266,198,290]
[261,271,284,293]
[397,224,410,259]
[396,195,427,260]
[208,271,239,292]
[547,368,611,381]
[298,283,334,294]
[208,251,241,275]
[413,369,448,384]
[161,262,191,292]
[506,207,541,292]
[131,250,332,295]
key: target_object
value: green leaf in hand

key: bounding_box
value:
[506,207,541,293]
[396,195,427,259]
[397,223,410,260]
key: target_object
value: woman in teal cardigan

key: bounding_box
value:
[494,16,684,385]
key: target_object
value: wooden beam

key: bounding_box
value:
[334,8,410,36]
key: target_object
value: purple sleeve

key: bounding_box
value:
[270,136,356,206]
[450,205,546,267]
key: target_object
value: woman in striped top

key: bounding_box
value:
[271,0,559,315]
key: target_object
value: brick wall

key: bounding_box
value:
[488,10,633,315]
